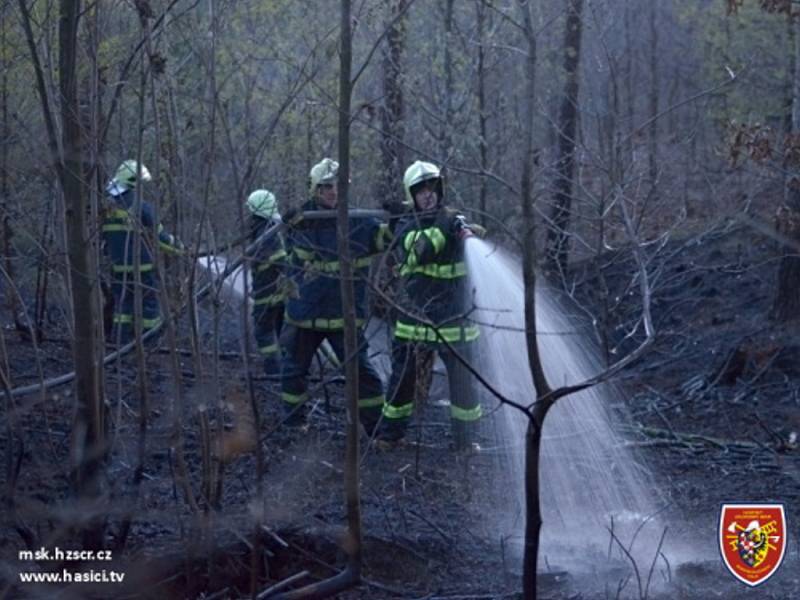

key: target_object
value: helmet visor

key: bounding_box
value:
[410,178,439,196]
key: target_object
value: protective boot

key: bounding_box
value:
[279,401,307,427]
[360,415,381,438]
[375,418,407,448]
[451,419,480,452]
[263,356,282,381]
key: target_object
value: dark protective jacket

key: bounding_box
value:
[102,190,182,273]
[284,199,389,329]
[249,215,287,308]
[392,206,479,344]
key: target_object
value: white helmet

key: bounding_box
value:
[107,159,151,196]
[246,189,278,219]
[309,158,339,195]
[402,160,443,206]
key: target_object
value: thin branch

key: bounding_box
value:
[351,0,418,87]
[643,527,668,600]
[99,0,186,144]
[626,64,742,144]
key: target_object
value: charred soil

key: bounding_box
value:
[1,220,799,599]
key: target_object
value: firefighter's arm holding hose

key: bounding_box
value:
[137,200,184,255]
[450,214,487,241]
[406,209,485,267]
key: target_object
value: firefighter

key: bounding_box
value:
[280,158,388,429]
[102,160,183,343]
[379,160,484,450]
[246,189,287,378]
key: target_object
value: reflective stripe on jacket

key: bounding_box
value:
[393,207,478,344]
[284,200,389,328]
[249,215,287,308]
[102,191,181,273]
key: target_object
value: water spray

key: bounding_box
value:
[464,238,664,569]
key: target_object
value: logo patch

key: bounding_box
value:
[719,503,786,587]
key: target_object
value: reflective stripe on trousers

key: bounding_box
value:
[394,321,480,343]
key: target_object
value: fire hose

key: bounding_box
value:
[2,209,388,400]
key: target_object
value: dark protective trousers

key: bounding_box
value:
[110,270,161,343]
[253,303,284,375]
[384,340,482,446]
[279,325,385,428]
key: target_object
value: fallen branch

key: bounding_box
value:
[627,425,762,450]
[267,568,357,600]
[261,525,289,549]
[257,570,311,599]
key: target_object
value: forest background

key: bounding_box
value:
[1,0,800,599]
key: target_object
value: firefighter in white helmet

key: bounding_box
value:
[378,160,485,450]
[102,160,183,342]
[279,158,389,429]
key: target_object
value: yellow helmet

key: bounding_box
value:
[246,189,278,219]
[309,158,339,195]
[402,160,442,206]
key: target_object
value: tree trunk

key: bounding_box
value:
[647,1,659,184]
[1,17,21,334]
[59,0,105,548]
[378,0,406,205]
[440,0,455,160]
[272,3,361,599]
[523,418,542,600]
[623,2,635,164]
[517,3,553,598]
[785,16,795,136]
[336,0,362,583]
[476,0,489,226]
[83,1,106,421]
[773,15,800,321]
[545,0,584,277]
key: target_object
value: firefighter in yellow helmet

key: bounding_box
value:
[102,160,183,342]
[378,160,484,450]
[245,189,287,377]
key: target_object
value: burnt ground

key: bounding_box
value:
[1,218,800,599]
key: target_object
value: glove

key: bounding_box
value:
[282,206,303,227]
[468,223,487,239]
[451,215,487,240]
[450,214,475,241]
[451,215,469,235]
[457,227,473,241]
[281,277,300,300]
[161,233,185,254]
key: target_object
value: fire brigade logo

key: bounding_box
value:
[719,503,786,587]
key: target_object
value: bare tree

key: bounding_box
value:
[545,0,584,277]
[0,11,22,336]
[516,3,655,599]
[774,11,800,320]
[271,1,362,598]
[57,0,105,548]
[475,0,490,226]
[725,0,800,319]
[378,0,407,205]
[515,1,542,595]
[440,0,456,160]
[647,0,659,185]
